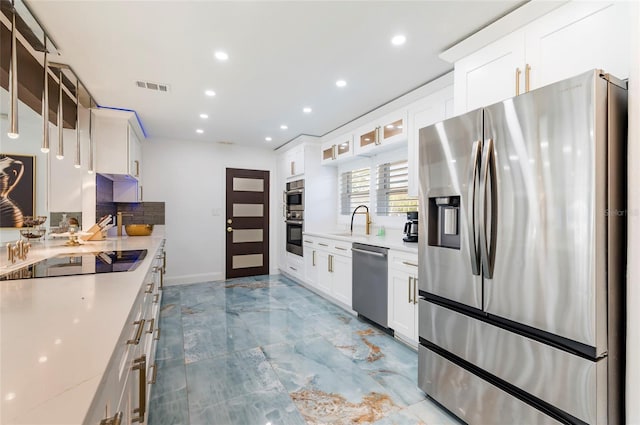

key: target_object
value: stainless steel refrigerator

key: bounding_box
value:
[417,70,627,425]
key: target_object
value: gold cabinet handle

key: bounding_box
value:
[134,160,140,177]
[153,293,160,304]
[318,242,329,247]
[515,67,521,95]
[408,276,412,303]
[145,281,154,294]
[154,327,161,341]
[290,161,294,176]
[332,144,337,160]
[525,63,531,92]
[100,411,123,425]
[146,318,155,334]
[160,267,164,289]
[402,261,418,268]
[289,266,297,272]
[335,246,347,251]
[414,277,418,305]
[163,251,166,272]
[131,355,146,423]
[149,362,158,384]
[139,186,143,202]
[375,126,380,145]
[312,250,316,266]
[127,319,146,345]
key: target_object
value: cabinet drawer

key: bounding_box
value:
[388,250,418,272]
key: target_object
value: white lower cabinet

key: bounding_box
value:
[388,250,419,345]
[303,237,318,289]
[85,242,165,425]
[302,235,352,309]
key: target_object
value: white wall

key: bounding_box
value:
[627,2,639,422]
[142,137,278,285]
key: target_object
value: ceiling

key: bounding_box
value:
[26,0,525,149]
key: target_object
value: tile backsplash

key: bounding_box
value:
[95,173,165,225]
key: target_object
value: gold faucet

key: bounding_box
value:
[350,205,372,235]
[116,212,134,236]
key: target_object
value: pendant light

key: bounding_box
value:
[74,78,81,168]
[7,2,19,139]
[56,68,64,160]
[41,39,50,153]
[88,101,94,174]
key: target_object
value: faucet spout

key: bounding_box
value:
[350,205,371,235]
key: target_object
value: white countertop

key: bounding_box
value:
[0,229,165,425]
[303,229,419,254]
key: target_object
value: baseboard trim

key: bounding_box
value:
[164,272,224,286]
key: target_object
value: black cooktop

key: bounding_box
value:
[0,249,147,281]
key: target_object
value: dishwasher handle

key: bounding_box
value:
[351,247,387,258]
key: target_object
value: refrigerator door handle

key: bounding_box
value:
[479,138,498,279]
[467,140,482,275]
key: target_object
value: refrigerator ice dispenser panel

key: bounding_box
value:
[428,196,460,249]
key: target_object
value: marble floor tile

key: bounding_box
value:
[186,347,285,411]
[190,389,306,425]
[183,319,259,364]
[149,274,457,425]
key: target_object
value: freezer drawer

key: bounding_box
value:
[419,299,607,424]
[418,345,562,425]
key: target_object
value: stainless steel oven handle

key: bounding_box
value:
[286,189,304,194]
[285,220,303,225]
[351,247,386,257]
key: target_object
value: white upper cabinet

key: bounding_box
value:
[524,1,630,90]
[321,133,353,165]
[454,1,630,115]
[281,144,305,178]
[454,29,526,114]
[93,108,144,180]
[354,110,408,156]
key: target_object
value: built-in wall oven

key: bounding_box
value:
[285,179,304,256]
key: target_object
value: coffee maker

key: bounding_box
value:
[403,211,418,242]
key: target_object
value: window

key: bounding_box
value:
[376,160,417,216]
[340,167,370,215]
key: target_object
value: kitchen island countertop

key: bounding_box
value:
[0,228,165,425]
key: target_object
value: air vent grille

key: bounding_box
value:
[135,80,170,92]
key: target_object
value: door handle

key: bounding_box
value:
[479,138,498,279]
[467,140,482,276]
[515,67,521,95]
[525,64,531,92]
[408,276,412,303]
[131,355,146,423]
[127,319,146,345]
[227,227,233,233]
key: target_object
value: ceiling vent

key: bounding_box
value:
[135,80,170,92]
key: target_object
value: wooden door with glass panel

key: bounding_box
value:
[225,168,270,278]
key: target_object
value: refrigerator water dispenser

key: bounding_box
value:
[428,196,460,249]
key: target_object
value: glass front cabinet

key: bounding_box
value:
[321,133,354,165]
[354,110,407,156]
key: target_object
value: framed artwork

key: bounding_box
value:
[0,154,35,228]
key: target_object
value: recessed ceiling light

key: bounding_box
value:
[303,107,312,114]
[200,113,209,119]
[205,90,216,97]
[391,34,406,46]
[214,51,229,61]
[265,137,272,142]
[280,125,288,130]
[196,129,204,134]
[336,80,347,88]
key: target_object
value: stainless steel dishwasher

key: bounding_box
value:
[351,242,389,328]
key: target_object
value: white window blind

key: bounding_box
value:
[340,167,370,215]
[376,160,417,216]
